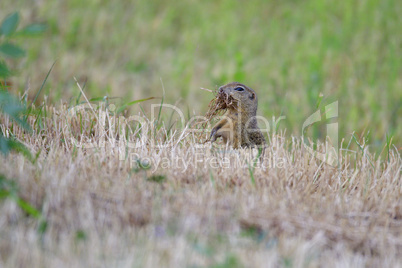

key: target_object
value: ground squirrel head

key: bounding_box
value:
[218,82,258,116]
[204,82,259,124]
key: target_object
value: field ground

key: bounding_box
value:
[0,105,401,267]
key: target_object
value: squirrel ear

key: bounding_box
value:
[249,92,255,100]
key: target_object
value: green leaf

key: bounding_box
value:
[75,230,87,241]
[0,174,42,221]
[0,90,31,131]
[0,61,11,78]
[0,136,9,155]
[18,23,47,36]
[38,220,48,235]
[0,189,11,199]
[7,139,33,161]
[116,97,156,114]
[30,60,57,107]
[0,12,19,36]
[15,196,41,218]
[147,175,166,183]
[88,97,106,102]
[0,43,26,58]
[0,136,32,159]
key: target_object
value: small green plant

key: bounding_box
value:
[0,90,32,158]
[0,12,47,231]
[147,174,166,183]
[0,174,41,218]
[0,174,47,236]
[0,12,46,78]
[0,11,46,158]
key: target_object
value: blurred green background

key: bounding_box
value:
[1,0,401,148]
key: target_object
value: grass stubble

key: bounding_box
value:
[0,98,401,268]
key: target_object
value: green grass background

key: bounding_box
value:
[1,0,401,148]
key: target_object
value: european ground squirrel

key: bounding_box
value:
[208,82,266,149]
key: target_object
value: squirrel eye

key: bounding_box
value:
[234,87,244,92]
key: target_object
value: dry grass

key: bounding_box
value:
[0,103,401,268]
[204,87,235,121]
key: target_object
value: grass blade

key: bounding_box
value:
[116,97,155,114]
[31,60,57,107]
